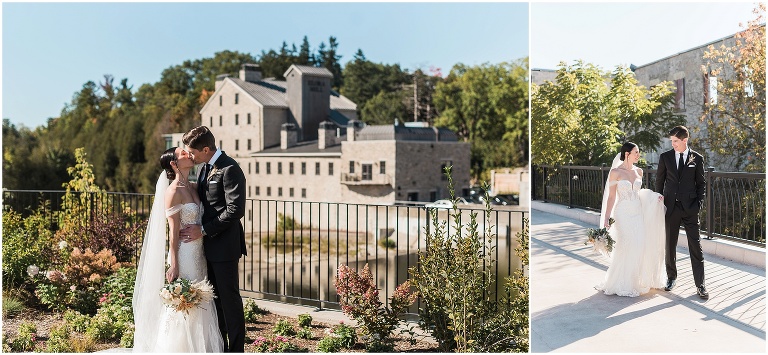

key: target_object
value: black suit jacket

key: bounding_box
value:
[655,149,706,214]
[198,151,247,262]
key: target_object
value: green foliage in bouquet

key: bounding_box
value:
[585,218,616,255]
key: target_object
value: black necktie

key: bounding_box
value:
[678,153,684,172]
[200,163,210,182]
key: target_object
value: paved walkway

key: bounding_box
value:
[531,209,766,353]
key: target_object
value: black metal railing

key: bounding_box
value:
[2,190,528,314]
[532,165,766,246]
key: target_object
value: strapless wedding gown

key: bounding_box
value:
[153,202,224,352]
[596,179,666,297]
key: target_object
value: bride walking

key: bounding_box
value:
[595,142,666,297]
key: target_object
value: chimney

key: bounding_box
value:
[318,121,336,150]
[240,64,262,83]
[347,120,365,142]
[280,123,298,150]
[215,74,231,91]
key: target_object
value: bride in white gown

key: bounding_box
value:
[596,143,666,297]
[132,147,224,352]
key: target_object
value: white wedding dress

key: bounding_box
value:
[596,178,666,297]
[133,197,224,352]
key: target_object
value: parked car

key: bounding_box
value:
[424,197,470,209]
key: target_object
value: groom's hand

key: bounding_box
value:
[180,224,204,243]
[658,195,664,202]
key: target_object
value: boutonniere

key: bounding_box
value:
[207,165,219,181]
[686,155,697,166]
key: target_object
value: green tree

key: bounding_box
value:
[531,61,683,166]
[360,90,410,125]
[700,4,766,172]
[340,51,411,123]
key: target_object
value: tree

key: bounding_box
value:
[700,4,766,172]
[360,90,410,125]
[322,36,344,90]
[531,61,683,167]
[340,51,411,122]
[433,60,529,177]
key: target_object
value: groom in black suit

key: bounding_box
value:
[180,126,247,351]
[655,125,708,299]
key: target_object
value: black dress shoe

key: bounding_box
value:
[664,279,676,291]
[697,285,709,299]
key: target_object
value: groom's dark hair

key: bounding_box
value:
[668,126,689,140]
[183,126,216,151]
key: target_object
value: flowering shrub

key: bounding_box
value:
[4,322,37,352]
[45,324,74,353]
[64,309,91,333]
[297,313,312,327]
[252,335,305,352]
[54,211,144,264]
[2,208,55,288]
[85,302,133,341]
[296,327,313,340]
[335,263,417,349]
[315,336,342,353]
[330,323,357,349]
[273,319,296,336]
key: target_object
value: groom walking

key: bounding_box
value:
[180,126,248,351]
[655,125,708,299]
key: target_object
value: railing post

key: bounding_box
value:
[542,166,548,202]
[705,167,716,240]
[566,166,573,208]
[532,165,537,200]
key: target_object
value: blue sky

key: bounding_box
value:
[2,2,529,129]
[531,2,760,71]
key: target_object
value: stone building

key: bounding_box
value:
[532,32,740,168]
[166,63,471,204]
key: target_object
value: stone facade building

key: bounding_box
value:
[167,64,470,204]
[532,33,739,168]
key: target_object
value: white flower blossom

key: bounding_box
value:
[26,265,39,277]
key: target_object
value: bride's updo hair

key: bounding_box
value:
[619,142,638,161]
[160,147,178,181]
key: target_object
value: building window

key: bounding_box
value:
[301,162,306,175]
[430,190,437,202]
[219,116,222,126]
[278,187,283,197]
[247,113,251,124]
[315,162,320,175]
[235,140,239,151]
[248,210,252,221]
[349,161,355,174]
[329,162,334,176]
[267,187,271,196]
[256,186,260,196]
[219,96,222,106]
[407,192,419,201]
[289,188,294,197]
[707,75,718,105]
[235,114,239,125]
[278,162,283,174]
[674,78,685,112]
[362,164,372,180]
[247,139,252,151]
[235,93,239,104]
[219,140,223,150]
[210,117,213,126]
[267,162,271,174]
[440,161,452,181]
[289,162,294,175]
[248,163,251,174]
[301,188,306,198]
[255,162,260,174]
[380,161,386,174]
[248,186,251,197]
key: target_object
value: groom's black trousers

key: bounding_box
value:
[208,259,246,352]
[665,201,705,287]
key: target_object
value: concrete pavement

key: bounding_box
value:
[531,208,766,352]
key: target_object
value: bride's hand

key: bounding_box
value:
[166,264,179,283]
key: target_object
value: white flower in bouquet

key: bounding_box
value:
[160,278,216,315]
[585,218,616,258]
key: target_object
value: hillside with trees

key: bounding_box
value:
[3,36,529,193]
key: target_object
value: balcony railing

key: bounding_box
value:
[339,172,392,186]
[2,189,527,314]
[532,165,766,246]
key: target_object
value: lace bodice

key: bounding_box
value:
[166,202,202,227]
[611,178,642,202]
[164,202,206,279]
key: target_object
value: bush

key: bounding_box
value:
[315,336,342,353]
[252,335,304,352]
[335,264,416,348]
[55,211,144,264]
[45,324,74,352]
[2,291,25,318]
[6,322,37,352]
[296,327,313,340]
[243,299,269,322]
[377,237,397,249]
[120,323,135,348]
[85,302,133,341]
[64,309,91,333]
[331,323,357,349]
[98,266,136,308]
[2,208,54,288]
[273,319,296,336]
[297,313,312,328]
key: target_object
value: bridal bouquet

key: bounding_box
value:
[585,218,616,258]
[159,278,216,314]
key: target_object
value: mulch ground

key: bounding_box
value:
[3,308,440,352]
